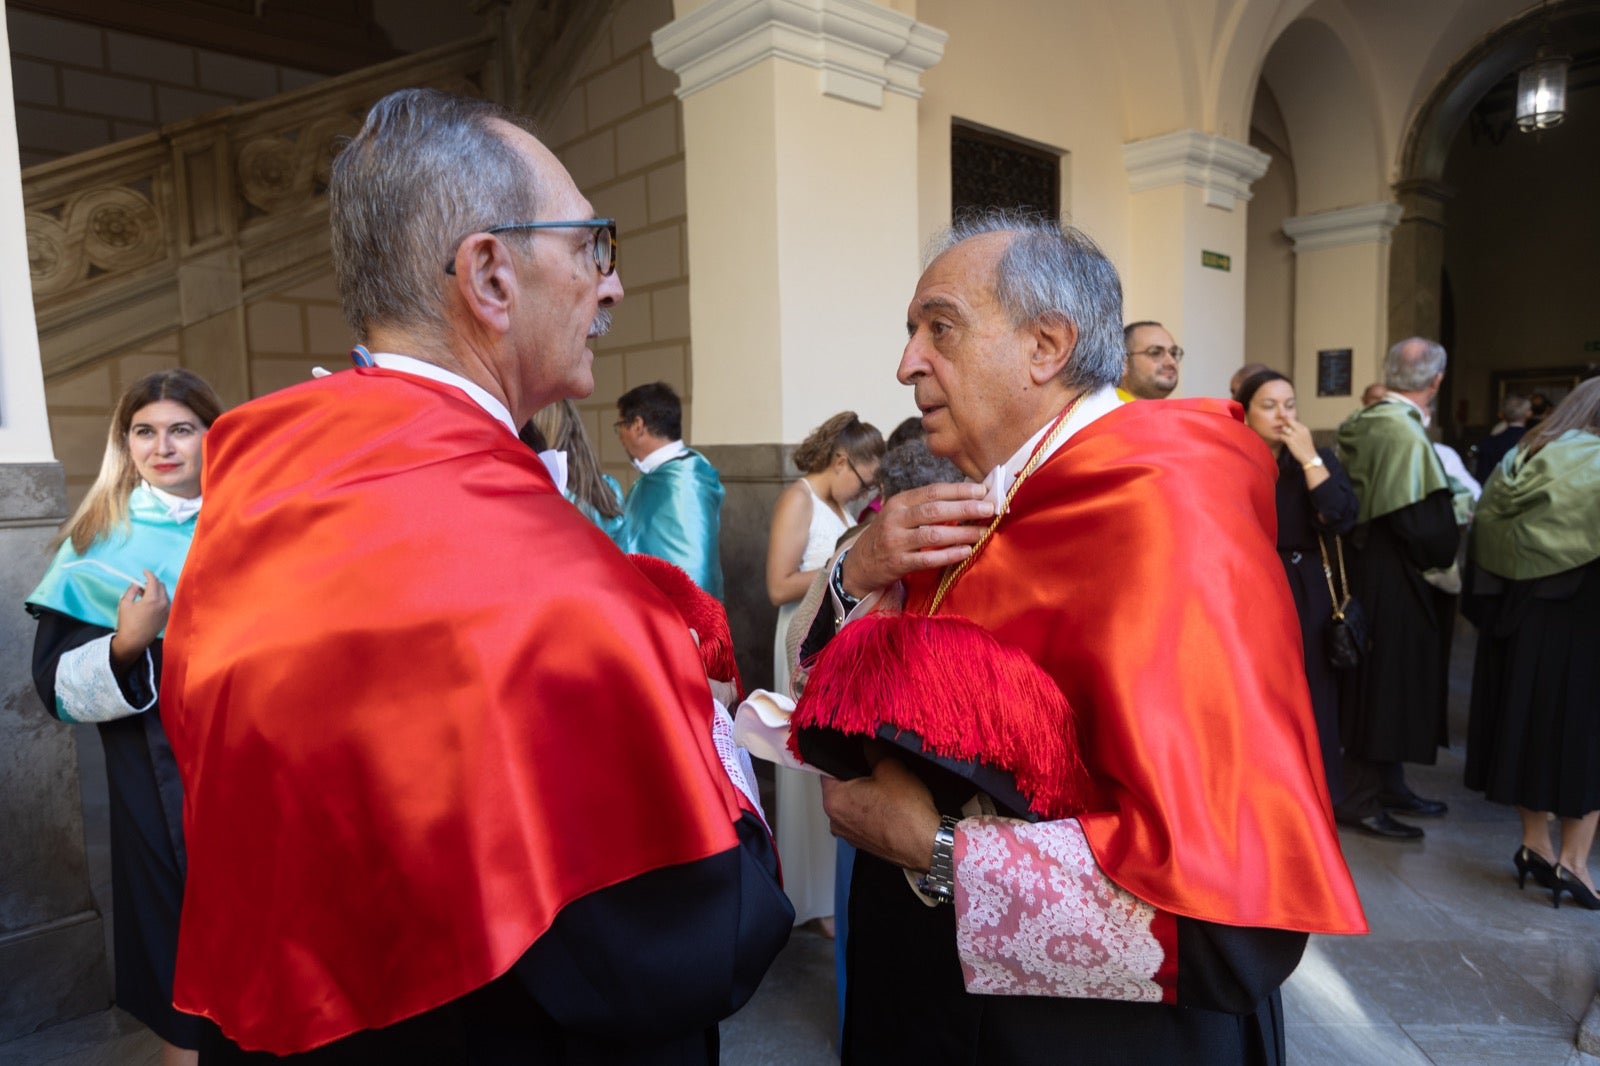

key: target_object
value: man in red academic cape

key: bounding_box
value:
[789,214,1367,1065]
[160,89,791,1062]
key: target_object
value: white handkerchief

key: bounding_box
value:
[733,690,831,776]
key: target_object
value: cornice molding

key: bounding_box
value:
[652,0,947,108]
[1121,130,1271,211]
[1282,202,1405,253]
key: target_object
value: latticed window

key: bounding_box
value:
[951,123,1061,219]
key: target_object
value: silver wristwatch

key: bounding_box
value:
[916,815,961,905]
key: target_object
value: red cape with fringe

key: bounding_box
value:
[904,398,1366,936]
[161,369,751,1053]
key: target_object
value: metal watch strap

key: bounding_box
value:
[917,815,961,905]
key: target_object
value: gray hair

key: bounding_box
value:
[329,88,544,344]
[879,439,966,498]
[924,210,1125,392]
[1384,337,1448,392]
[1500,394,1532,422]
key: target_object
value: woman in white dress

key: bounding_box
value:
[766,412,883,933]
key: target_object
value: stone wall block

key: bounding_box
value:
[592,175,647,232]
[615,101,677,175]
[7,11,102,66]
[43,363,114,409]
[697,444,790,693]
[196,52,280,98]
[585,55,642,128]
[15,107,108,156]
[622,345,687,391]
[246,300,306,354]
[620,225,681,288]
[11,58,59,106]
[562,129,617,190]
[646,160,685,223]
[106,31,196,84]
[0,464,109,1042]
[598,292,654,349]
[61,70,155,122]
[612,0,671,58]
[650,282,690,339]
[303,304,352,357]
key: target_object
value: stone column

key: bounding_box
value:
[1121,130,1271,400]
[0,17,110,1042]
[1281,201,1403,429]
[653,0,944,689]
[1386,178,1452,349]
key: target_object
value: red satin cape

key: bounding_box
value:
[904,399,1366,935]
[161,369,747,1053]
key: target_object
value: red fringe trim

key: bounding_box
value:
[791,613,1089,819]
[627,554,742,696]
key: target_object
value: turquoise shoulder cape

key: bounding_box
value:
[1336,399,1451,523]
[567,474,627,547]
[620,450,725,599]
[25,485,198,633]
[1472,430,1600,581]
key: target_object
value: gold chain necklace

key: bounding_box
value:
[927,391,1090,615]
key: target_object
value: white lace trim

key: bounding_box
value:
[712,698,769,830]
[955,817,1167,1002]
[54,635,155,722]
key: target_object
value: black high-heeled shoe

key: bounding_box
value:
[1514,846,1559,890]
[1551,865,1600,910]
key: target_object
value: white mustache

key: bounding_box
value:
[589,309,612,338]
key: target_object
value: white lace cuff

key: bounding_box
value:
[53,635,156,723]
[712,698,769,831]
[954,816,1175,1003]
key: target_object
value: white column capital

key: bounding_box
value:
[652,0,947,108]
[1281,202,1404,253]
[1122,130,1270,211]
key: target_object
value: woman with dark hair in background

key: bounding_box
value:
[1238,370,1359,812]
[26,369,224,1066]
[766,411,883,935]
[1466,377,1600,909]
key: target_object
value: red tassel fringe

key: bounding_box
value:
[791,614,1089,819]
[627,553,743,697]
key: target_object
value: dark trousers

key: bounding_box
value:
[1336,758,1414,820]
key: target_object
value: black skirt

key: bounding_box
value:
[1465,558,1600,817]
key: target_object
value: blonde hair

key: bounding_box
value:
[1522,378,1600,458]
[531,399,622,520]
[792,412,884,474]
[54,369,224,554]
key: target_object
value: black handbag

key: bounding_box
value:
[1318,533,1368,671]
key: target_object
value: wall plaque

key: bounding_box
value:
[1317,348,1353,397]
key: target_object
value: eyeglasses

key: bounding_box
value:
[1129,345,1184,362]
[445,218,618,276]
[846,457,877,490]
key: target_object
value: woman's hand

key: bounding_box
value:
[1279,417,1318,465]
[110,571,169,672]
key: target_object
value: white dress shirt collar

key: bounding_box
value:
[981,385,1124,513]
[634,439,689,475]
[364,351,517,435]
[141,481,202,523]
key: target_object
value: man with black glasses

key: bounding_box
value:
[1119,319,1184,399]
[160,88,790,1062]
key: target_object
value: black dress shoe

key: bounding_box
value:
[1339,812,1424,840]
[1380,793,1448,817]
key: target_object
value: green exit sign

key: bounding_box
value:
[1201,250,1231,272]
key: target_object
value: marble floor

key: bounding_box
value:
[5,617,1600,1065]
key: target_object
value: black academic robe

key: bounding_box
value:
[1338,491,1460,763]
[1272,446,1358,801]
[196,810,792,1065]
[30,608,199,1050]
[1465,557,1600,817]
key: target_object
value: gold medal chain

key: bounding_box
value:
[927,391,1089,615]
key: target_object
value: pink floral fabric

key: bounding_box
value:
[955,816,1175,1002]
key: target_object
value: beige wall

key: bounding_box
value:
[543,0,690,484]
[6,8,326,167]
[1246,88,1296,379]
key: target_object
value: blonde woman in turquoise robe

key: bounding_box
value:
[26,369,223,1066]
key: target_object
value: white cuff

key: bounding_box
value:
[712,698,770,830]
[54,635,156,723]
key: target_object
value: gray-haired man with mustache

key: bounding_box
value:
[160,88,790,1063]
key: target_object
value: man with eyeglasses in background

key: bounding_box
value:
[1119,320,1184,400]
[158,88,790,1062]
[615,381,727,600]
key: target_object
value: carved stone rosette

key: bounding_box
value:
[27,186,165,297]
